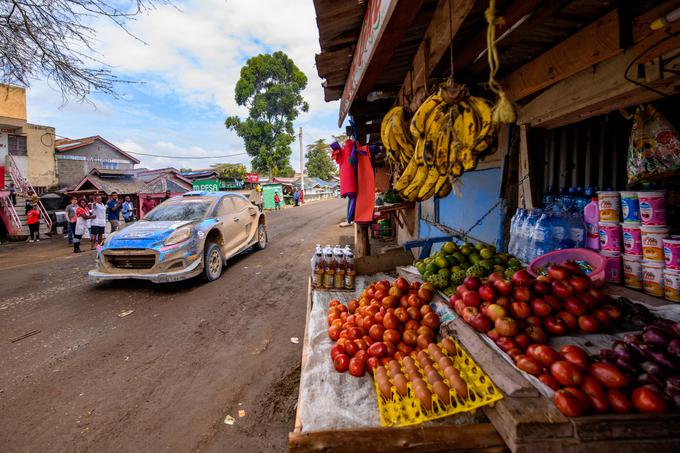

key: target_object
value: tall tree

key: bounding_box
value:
[0,0,170,102]
[305,139,337,180]
[211,163,246,180]
[225,51,308,179]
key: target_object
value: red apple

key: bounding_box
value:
[478,284,497,301]
[592,308,611,327]
[513,286,531,302]
[578,315,602,333]
[486,328,501,341]
[531,298,552,317]
[525,325,548,344]
[511,269,534,287]
[462,290,481,308]
[557,311,578,330]
[464,276,482,291]
[495,317,519,337]
[600,304,622,321]
[449,295,458,309]
[479,301,492,316]
[495,336,518,352]
[506,348,524,360]
[563,296,586,316]
[552,280,574,299]
[543,316,568,336]
[462,306,479,323]
[495,296,511,309]
[511,301,531,319]
[536,274,553,283]
[561,261,582,275]
[587,288,605,302]
[488,272,504,283]
[568,276,590,293]
[514,333,531,350]
[456,285,468,299]
[493,279,513,296]
[486,303,507,322]
[454,299,467,316]
[544,294,562,311]
[532,279,552,295]
[526,315,542,327]
[547,264,570,281]
[468,313,492,333]
[579,293,598,311]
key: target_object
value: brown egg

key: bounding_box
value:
[418,357,434,369]
[428,343,441,356]
[432,381,451,405]
[416,350,429,363]
[375,366,388,380]
[441,338,457,356]
[422,365,437,377]
[448,373,468,399]
[378,377,393,400]
[411,377,428,391]
[427,370,443,384]
[402,356,415,369]
[392,373,408,397]
[443,365,460,382]
[414,386,433,411]
[404,365,420,380]
[388,360,402,376]
[438,356,454,370]
[432,350,444,362]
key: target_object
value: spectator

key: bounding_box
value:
[26,205,40,242]
[293,189,300,207]
[274,192,281,210]
[122,196,135,223]
[65,197,78,245]
[249,185,264,211]
[162,190,172,202]
[73,199,94,253]
[141,196,155,218]
[106,192,121,232]
[90,195,106,249]
[299,189,304,204]
[8,182,16,205]
[23,189,39,215]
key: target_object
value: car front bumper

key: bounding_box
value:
[88,257,203,283]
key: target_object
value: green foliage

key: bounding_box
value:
[179,167,192,172]
[212,163,247,180]
[305,139,337,180]
[225,51,309,177]
[272,165,295,178]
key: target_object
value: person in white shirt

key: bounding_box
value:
[90,195,107,249]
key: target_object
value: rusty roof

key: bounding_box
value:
[55,135,140,164]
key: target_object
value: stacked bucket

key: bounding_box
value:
[597,190,678,302]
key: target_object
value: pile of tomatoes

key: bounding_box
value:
[327,277,441,378]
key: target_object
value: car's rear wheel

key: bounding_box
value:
[254,223,267,250]
[202,242,224,281]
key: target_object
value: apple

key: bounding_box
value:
[514,333,531,350]
[495,317,519,337]
[486,304,507,322]
[557,311,578,330]
[531,298,552,317]
[406,306,422,321]
[456,285,468,299]
[454,299,467,316]
[462,290,481,307]
[563,296,586,316]
[578,314,602,333]
[462,306,479,323]
[532,279,552,295]
[488,272,505,283]
[495,296,511,309]
[547,264,570,281]
[479,301,492,316]
[552,280,574,299]
[592,308,611,327]
[468,313,492,333]
[495,336,518,352]
[513,286,531,302]
[478,284,497,301]
[486,328,501,341]
[600,304,622,321]
[506,348,524,360]
[568,276,590,293]
[511,301,531,319]
[525,325,548,344]
[464,276,482,291]
[543,294,562,311]
[579,293,598,310]
[449,295,458,309]
[511,269,534,287]
[587,288,605,302]
[493,279,513,296]
[526,315,542,327]
[561,261,582,275]
[543,316,568,335]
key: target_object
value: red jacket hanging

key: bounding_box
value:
[354,144,375,224]
[331,139,357,198]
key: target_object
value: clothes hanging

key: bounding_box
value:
[331,139,357,198]
[354,144,376,225]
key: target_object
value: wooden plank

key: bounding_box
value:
[293,277,314,433]
[572,412,680,442]
[600,283,673,308]
[289,423,507,453]
[355,223,370,258]
[517,125,532,209]
[356,247,415,275]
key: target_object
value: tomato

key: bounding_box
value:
[506,348,524,361]
[383,329,401,344]
[550,361,583,387]
[559,345,586,356]
[348,327,363,340]
[362,335,374,346]
[348,299,359,314]
[606,389,633,414]
[337,304,348,313]
[529,345,561,367]
[369,324,385,341]
[515,355,543,376]
[333,354,350,372]
[417,287,433,303]
[328,325,341,341]
[383,340,397,358]
[562,351,589,372]
[397,342,413,355]
[395,277,410,292]
[330,344,344,360]
[368,341,387,358]
[348,356,366,377]
[354,350,367,363]
[422,312,440,329]
[554,389,585,417]
[589,362,627,389]
[564,387,591,413]
[631,386,667,413]
[526,344,541,357]
[405,319,420,332]
[366,356,380,373]
[383,312,399,330]
[329,299,341,308]
[344,341,358,357]
[538,373,561,391]
[581,376,608,413]
[421,304,433,316]
[402,329,418,346]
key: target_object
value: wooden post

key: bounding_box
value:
[354,223,370,258]
[518,125,533,209]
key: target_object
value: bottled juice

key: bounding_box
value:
[344,247,356,290]
[334,245,346,289]
[323,245,335,289]
[312,245,324,288]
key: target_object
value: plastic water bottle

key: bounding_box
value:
[508,208,525,256]
[530,210,552,261]
[583,197,600,250]
[543,187,556,211]
[550,211,570,248]
[521,209,541,262]
[568,213,586,248]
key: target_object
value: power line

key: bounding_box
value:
[125,151,248,159]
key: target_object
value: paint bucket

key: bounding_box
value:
[664,268,680,302]
[623,255,643,289]
[638,191,667,226]
[599,222,622,252]
[621,222,642,256]
[641,225,669,262]
[600,251,622,284]
[663,236,680,270]
[619,191,640,223]
[597,191,620,222]
[642,260,665,297]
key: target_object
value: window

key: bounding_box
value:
[231,196,250,211]
[215,198,235,216]
[8,135,27,156]
[101,161,119,169]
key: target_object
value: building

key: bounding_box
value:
[55,136,140,188]
[136,167,193,193]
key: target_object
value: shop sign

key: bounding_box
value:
[192,178,224,192]
[338,0,398,126]
[245,173,259,183]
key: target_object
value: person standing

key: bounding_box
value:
[65,197,78,245]
[122,196,135,223]
[293,189,300,207]
[274,192,281,210]
[26,205,40,242]
[73,199,94,253]
[299,189,304,204]
[141,196,155,218]
[90,195,106,249]
[8,182,16,205]
[23,189,39,215]
[106,192,121,232]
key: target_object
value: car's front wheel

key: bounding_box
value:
[202,242,224,282]
[253,223,267,250]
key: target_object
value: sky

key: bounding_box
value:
[25,0,344,172]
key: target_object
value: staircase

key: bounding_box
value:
[2,155,52,240]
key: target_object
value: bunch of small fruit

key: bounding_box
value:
[327,277,441,378]
[414,241,521,294]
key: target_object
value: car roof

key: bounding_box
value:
[181,191,250,202]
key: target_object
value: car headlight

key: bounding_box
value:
[164,226,194,245]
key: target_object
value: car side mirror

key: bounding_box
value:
[248,206,257,216]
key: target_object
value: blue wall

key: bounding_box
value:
[419,168,505,249]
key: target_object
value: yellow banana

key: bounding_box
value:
[394,155,418,191]
[453,102,477,150]
[390,113,414,160]
[434,114,452,173]
[437,177,452,198]
[468,96,494,153]
[416,167,440,200]
[434,174,449,193]
[402,164,429,200]
[410,92,443,138]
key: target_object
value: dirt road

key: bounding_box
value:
[0,198,350,452]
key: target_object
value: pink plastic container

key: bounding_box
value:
[600,251,622,284]
[621,222,642,256]
[664,236,680,270]
[583,198,600,250]
[638,191,667,225]
[528,248,607,287]
[599,222,622,252]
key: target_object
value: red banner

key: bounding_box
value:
[246,173,259,183]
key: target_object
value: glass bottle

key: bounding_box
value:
[312,245,324,288]
[334,245,346,289]
[323,245,335,289]
[344,247,356,290]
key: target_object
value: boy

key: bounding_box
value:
[65,197,78,245]
[274,192,281,210]
[26,205,40,242]
[122,196,135,223]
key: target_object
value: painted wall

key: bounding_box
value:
[56,140,136,188]
[0,85,27,121]
[26,123,57,188]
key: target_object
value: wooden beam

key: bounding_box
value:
[517,125,533,209]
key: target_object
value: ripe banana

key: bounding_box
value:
[394,155,418,191]
[410,92,443,138]
[437,177,452,198]
[468,96,494,153]
[416,167,440,200]
[401,164,429,201]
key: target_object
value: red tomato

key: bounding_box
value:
[328,325,341,341]
[563,387,591,413]
[529,345,561,367]
[366,356,379,373]
[550,361,583,387]
[348,299,359,314]
[538,373,561,391]
[333,354,350,372]
[559,345,586,356]
[581,376,608,413]
[589,362,627,389]
[606,389,633,414]
[330,344,344,360]
[631,387,667,413]
[344,341,359,357]
[362,335,374,346]
[383,312,399,330]
[354,339,368,351]
[515,355,543,376]
[368,341,387,358]
[417,287,433,303]
[562,351,588,372]
[422,312,440,329]
[383,329,401,344]
[554,389,585,417]
[383,340,397,357]
[349,357,365,377]
[369,324,384,341]
[337,304,348,313]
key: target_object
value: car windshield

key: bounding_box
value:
[144,199,213,221]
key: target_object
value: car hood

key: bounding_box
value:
[107,220,195,247]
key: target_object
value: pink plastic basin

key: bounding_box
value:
[528,248,607,287]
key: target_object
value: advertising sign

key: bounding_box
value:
[246,173,259,183]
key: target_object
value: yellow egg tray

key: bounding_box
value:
[372,337,503,427]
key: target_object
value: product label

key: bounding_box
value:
[640,201,652,221]
[665,246,677,267]
[586,223,598,238]
[622,204,629,219]
[570,227,584,243]
[623,232,633,250]
[599,230,608,246]
[345,272,356,289]
[552,226,566,242]
[323,272,334,288]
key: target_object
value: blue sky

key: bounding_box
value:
[25,0,343,172]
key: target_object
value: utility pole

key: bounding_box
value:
[299,127,304,195]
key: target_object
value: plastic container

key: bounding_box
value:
[549,211,569,247]
[619,191,640,223]
[583,198,600,250]
[621,222,642,256]
[623,255,643,289]
[597,191,620,222]
[599,222,622,252]
[529,210,552,263]
[664,236,680,270]
[664,268,680,302]
[638,191,667,225]
[568,213,586,248]
[528,248,607,287]
[642,260,665,297]
[641,225,670,262]
[600,251,622,284]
